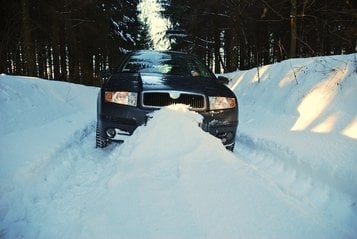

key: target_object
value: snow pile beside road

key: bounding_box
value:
[0,75,97,135]
[226,54,357,198]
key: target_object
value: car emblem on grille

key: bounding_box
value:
[169,91,181,99]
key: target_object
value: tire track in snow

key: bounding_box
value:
[1,120,118,239]
[234,133,357,236]
[28,120,115,200]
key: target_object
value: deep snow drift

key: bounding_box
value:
[0,54,356,238]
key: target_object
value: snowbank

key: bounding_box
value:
[226,54,357,198]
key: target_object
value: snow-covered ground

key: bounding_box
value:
[1,54,356,238]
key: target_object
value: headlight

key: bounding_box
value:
[105,91,138,106]
[209,96,236,110]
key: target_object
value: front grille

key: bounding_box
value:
[142,91,206,110]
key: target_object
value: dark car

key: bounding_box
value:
[96,50,239,150]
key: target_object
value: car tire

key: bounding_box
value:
[226,143,235,151]
[96,127,109,148]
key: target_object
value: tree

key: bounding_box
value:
[138,17,154,49]
[161,0,356,71]
[0,0,147,85]
[290,0,297,58]
[21,0,35,75]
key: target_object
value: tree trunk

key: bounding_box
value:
[52,19,61,80]
[214,29,221,73]
[290,0,297,58]
[35,43,43,78]
[21,0,35,75]
[59,22,68,81]
[224,29,235,72]
[66,19,80,83]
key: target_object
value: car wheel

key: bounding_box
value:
[96,127,109,148]
[226,143,235,151]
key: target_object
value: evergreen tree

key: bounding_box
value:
[0,0,147,85]
[137,17,154,49]
[161,0,356,71]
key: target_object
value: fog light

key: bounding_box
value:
[106,128,116,138]
[225,132,234,141]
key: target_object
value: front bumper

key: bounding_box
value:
[97,103,238,147]
[97,103,153,142]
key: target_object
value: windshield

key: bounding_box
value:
[120,51,213,78]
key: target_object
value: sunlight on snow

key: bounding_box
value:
[291,68,347,132]
[230,72,247,91]
[279,69,299,88]
[341,117,357,139]
[311,112,340,133]
[290,83,337,131]
[251,65,269,83]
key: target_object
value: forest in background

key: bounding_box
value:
[161,0,356,72]
[0,0,151,85]
[0,0,356,85]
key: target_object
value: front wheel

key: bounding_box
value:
[96,127,109,148]
[226,143,235,151]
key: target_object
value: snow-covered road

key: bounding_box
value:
[1,54,356,238]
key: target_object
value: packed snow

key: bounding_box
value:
[1,54,356,238]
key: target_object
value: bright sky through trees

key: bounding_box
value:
[138,0,170,50]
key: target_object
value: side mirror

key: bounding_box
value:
[217,76,229,85]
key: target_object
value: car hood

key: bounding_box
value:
[105,73,235,97]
